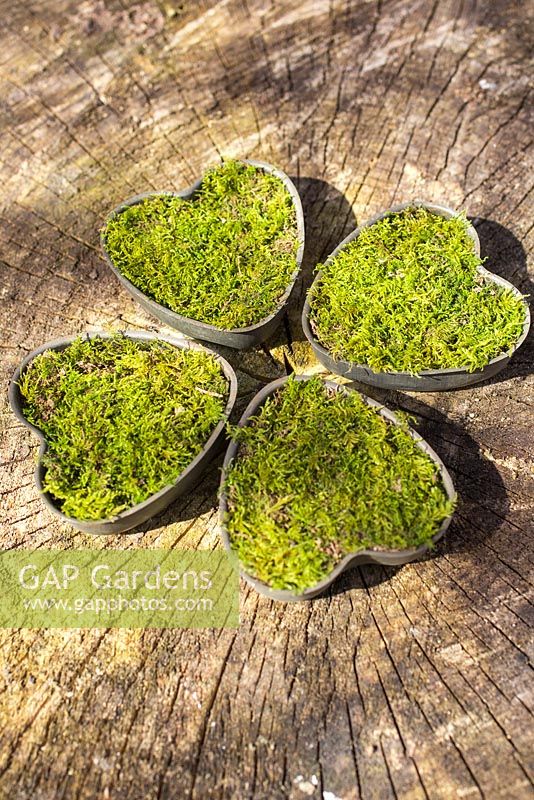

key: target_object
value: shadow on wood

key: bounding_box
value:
[281,175,357,351]
[291,175,357,294]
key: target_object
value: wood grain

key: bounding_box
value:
[0,1,532,798]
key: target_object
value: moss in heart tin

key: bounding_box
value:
[309,207,526,374]
[102,160,300,329]
[19,336,228,521]
[222,377,455,593]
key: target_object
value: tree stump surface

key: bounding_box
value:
[0,1,533,798]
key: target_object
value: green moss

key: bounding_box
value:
[102,160,300,329]
[223,377,455,593]
[19,335,228,521]
[309,207,526,374]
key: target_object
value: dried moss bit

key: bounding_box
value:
[223,377,455,593]
[309,207,526,374]
[102,160,300,329]
[19,336,228,521]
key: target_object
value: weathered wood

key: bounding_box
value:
[1,0,533,798]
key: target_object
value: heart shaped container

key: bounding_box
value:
[302,200,530,391]
[218,375,456,601]
[101,160,305,350]
[9,330,238,534]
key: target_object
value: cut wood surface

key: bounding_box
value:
[0,1,533,798]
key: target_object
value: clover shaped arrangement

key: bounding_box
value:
[10,159,530,598]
